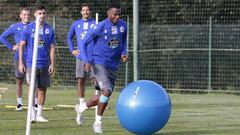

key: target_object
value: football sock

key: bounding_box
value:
[17,97,22,105]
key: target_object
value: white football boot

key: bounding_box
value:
[36,115,49,122]
[92,122,103,134]
[75,104,83,126]
[15,104,23,111]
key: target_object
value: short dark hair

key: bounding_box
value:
[107,3,120,10]
[35,5,46,11]
[81,3,91,11]
[20,7,30,13]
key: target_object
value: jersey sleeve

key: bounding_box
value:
[67,23,75,52]
[81,23,102,64]
[20,25,28,42]
[0,24,15,50]
[50,29,56,46]
[121,24,127,56]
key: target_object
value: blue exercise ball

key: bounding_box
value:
[116,80,171,135]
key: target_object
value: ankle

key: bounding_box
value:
[95,115,102,124]
[79,102,88,112]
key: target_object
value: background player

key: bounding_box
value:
[67,3,96,126]
[19,5,56,122]
[0,7,39,111]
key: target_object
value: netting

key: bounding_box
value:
[1,0,240,91]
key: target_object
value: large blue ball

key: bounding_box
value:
[116,80,171,135]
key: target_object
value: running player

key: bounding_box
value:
[75,3,128,133]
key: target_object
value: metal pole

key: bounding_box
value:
[208,16,212,93]
[133,0,139,81]
[125,15,129,86]
[52,15,56,30]
[26,16,40,135]
[95,12,99,120]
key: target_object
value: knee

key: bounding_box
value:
[102,89,112,97]
[78,79,85,84]
[38,87,47,93]
[99,90,112,104]
[99,95,109,104]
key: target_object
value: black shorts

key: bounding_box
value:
[26,67,50,88]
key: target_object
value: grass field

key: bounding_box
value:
[1,83,240,135]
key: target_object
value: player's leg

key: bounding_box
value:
[15,78,24,111]
[26,68,37,122]
[93,65,116,133]
[92,90,111,134]
[36,87,48,122]
[77,64,114,110]
[76,59,86,104]
[14,60,25,111]
[36,68,50,122]
[76,79,85,126]
[75,86,100,126]
[75,64,115,133]
[77,78,85,103]
[34,90,38,110]
[75,59,88,125]
[85,86,101,107]
[75,87,100,126]
[26,71,39,111]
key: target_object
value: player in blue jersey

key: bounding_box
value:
[67,3,96,125]
[75,3,128,133]
[19,5,56,123]
[0,8,34,111]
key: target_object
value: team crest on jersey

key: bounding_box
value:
[18,27,21,30]
[45,28,49,34]
[80,31,87,39]
[38,39,46,48]
[108,38,120,49]
[120,26,124,32]
[78,24,81,28]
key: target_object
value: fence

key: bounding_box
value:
[0,0,240,91]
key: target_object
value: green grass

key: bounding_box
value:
[1,83,240,135]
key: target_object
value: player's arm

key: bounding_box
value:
[0,24,18,51]
[18,25,28,73]
[67,23,80,57]
[48,44,56,75]
[121,25,128,63]
[81,24,101,72]
[19,40,26,73]
[81,23,101,63]
[48,30,56,75]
